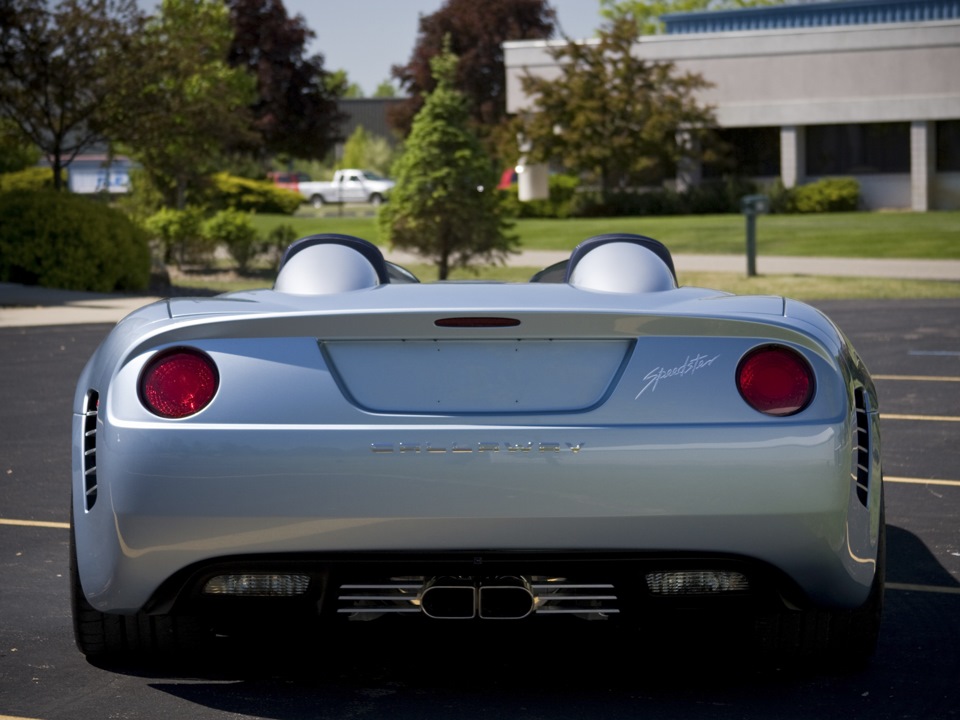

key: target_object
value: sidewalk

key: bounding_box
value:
[2,251,959,328]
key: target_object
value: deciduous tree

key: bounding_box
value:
[389,0,556,137]
[379,45,516,280]
[103,0,257,209]
[519,16,718,201]
[0,118,39,173]
[600,0,783,36]
[340,126,394,177]
[227,0,346,162]
[372,80,397,99]
[0,0,143,190]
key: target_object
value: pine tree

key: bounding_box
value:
[379,44,516,280]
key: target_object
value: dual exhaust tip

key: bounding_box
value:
[420,576,534,620]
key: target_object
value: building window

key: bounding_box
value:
[937,120,960,172]
[806,123,910,175]
[703,127,780,179]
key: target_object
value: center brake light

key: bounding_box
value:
[736,345,814,416]
[139,348,219,419]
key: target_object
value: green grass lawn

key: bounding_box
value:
[207,208,960,300]
[252,208,960,259]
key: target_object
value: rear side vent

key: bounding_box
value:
[852,387,870,507]
[82,390,99,510]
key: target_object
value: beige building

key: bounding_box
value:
[504,0,960,210]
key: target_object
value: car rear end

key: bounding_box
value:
[72,283,882,640]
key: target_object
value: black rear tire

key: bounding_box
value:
[754,498,885,669]
[70,511,208,661]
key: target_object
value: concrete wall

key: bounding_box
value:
[504,20,960,210]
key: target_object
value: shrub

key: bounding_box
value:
[501,174,582,218]
[766,178,794,214]
[791,177,860,213]
[0,166,57,193]
[205,173,302,215]
[143,207,212,267]
[684,177,758,214]
[569,188,685,218]
[264,223,298,271]
[202,209,259,272]
[0,190,149,292]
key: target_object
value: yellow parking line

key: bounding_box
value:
[881,413,960,422]
[873,375,960,382]
[0,518,69,529]
[886,476,960,488]
[887,582,960,596]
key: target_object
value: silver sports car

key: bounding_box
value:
[71,233,884,664]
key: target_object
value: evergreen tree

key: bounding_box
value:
[379,45,516,280]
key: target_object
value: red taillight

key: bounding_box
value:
[139,349,219,419]
[736,345,814,416]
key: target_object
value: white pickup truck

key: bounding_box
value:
[298,169,395,208]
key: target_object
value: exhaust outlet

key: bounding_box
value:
[420,577,476,619]
[479,576,535,619]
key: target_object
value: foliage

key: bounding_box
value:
[205,173,302,214]
[567,176,758,217]
[202,208,259,272]
[379,45,518,279]
[0,0,144,190]
[500,174,581,218]
[143,206,211,267]
[684,177,759,214]
[0,166,55,193]
[389,0,556,137]
[226,0,346,161]
[0,118,39,173]
[327,69,363,98]
[600,0,784,35]
[263,222,298,270]
[278,157,335,184]
[372,80,397,98]
[0,190,149,291]
[787,178,860,214]
[217,152,270,180]
[520,16,719,202]
[767,177,860,214]
[102,0,257,210]
[340,127,395,176]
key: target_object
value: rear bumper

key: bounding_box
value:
[73,421,882,614]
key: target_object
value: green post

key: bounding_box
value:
[740,194,769,278]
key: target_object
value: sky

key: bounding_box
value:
[284,1,605,96]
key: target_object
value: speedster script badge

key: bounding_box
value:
[636,353,720,398]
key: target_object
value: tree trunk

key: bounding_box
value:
[52,155,65,191]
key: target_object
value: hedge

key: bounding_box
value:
[204,173,302,215]
[0,190,150,292]
[0,167,57,193]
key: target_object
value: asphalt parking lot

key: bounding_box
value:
[0,297,957,719]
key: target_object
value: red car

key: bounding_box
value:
[267,171,311,191]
